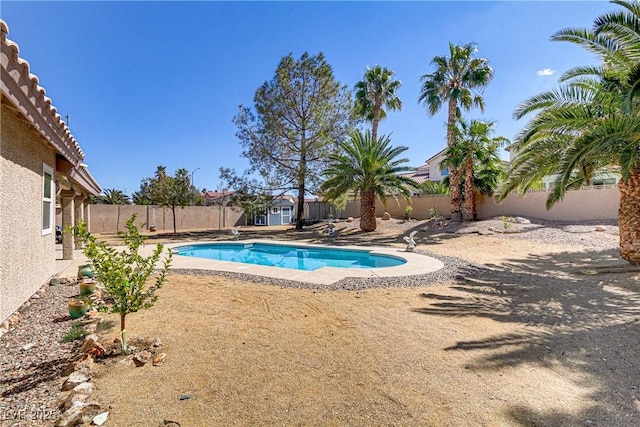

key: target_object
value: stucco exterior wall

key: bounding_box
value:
[341,187,618,222]
[1,106,56,322]
[477,186,619,221]
[89,205,245,234]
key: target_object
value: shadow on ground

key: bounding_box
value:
[414,247,640,425]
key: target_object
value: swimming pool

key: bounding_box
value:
[173,242,406,271]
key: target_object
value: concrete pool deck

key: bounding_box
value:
[57,240,444,286]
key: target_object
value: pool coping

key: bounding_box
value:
[166,240,444,285]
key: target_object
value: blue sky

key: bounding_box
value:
[2,1,614,195]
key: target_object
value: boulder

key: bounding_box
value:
[347,217,354,222]
[55,402,101,427]
[80,335,105,358]
[61,371,90,391]
[514,216,531,224]
[60,382,94,411]
[133,350,152,367]
[595,225,606,232]
[382,212,391,220]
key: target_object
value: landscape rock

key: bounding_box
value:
[92,411,109,426]
[60,382,94,411]
[153,338,164,347]
[22,342,35,351]
[347,217,354,222]
[133,350,152,367]
[10,314,20,324]
[382,212,391,220]
[595,225,606,232]
[80,335,105,358]
[1,320,10,330]
[55,402,101,427]
[153,352,167,366]
[61,371,91,391]
[514,216,531,224]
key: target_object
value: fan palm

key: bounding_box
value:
[445,119,508,220]
[418,43,494,220]
[354,65,402,142]
[497,0,640,264]
[321,130,419,232]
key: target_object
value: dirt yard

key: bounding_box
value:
[87,219,640,426]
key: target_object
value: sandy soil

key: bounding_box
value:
[89,221,640,426]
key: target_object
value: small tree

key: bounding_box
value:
[73,214,172,353]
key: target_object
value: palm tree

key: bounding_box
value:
[354,65,402,142]
[98,188,130,232]
[418,43,494,220]
[497,0,640,264]
[445,119,508,220]
[99,188,130,205]
[321,130,419,232]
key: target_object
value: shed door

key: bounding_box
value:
[281,207,292,224]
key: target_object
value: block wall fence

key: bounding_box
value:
[73,186,619,234]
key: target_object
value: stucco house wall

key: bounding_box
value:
[0,108,58,322]
[1,20,100,323]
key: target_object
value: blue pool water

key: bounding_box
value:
[173,242,406,271]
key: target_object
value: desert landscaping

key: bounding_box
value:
[1,217,639,426]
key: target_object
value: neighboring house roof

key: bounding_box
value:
[203,190,235,200]
[1,19,100,195]
[400,164,430,185]
[425,148,447,164]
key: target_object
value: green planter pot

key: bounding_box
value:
[77,264,94,279]
[68,300,88,319]
[79,279,96,296]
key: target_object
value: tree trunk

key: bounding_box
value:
[447,98,462,219]
[295,182,305,230]
[360,188,377,232]
[618,169,640,264]
[120,312,127,353]
[462,158,475,221]
[372,100,382,142]
[172,205,177,234]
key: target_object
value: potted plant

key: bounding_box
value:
[68,297,90,319]
[77,263,95,279]
[79,278,97,296]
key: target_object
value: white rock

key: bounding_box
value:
[55,402,101,427]
[92,411,109,426]
[60,382,94,411]
[22,343,35,351]
[61,371,91,391]
[514,216,531,224]
[595,225,606,232]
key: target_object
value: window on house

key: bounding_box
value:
[42,163,54,235]
[270,207,280,214]
[441,167,449,177]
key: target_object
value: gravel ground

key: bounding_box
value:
[0,217,625,426]
[0,280,81,426]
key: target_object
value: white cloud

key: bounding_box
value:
[537,68,555,76]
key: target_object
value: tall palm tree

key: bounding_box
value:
[445,119,508,221]
[354,65,402,142]
[497,0,640,264]
[418,43,494,220]
[321,130,419,232]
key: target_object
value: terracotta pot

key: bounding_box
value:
[68,300,88,319]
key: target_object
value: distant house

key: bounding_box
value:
[399,163,430,193]
[202,189,235,206]
[1,20,101,322]
[425,149,448,182]
[252,195,295,226]
[505,144,620,190]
